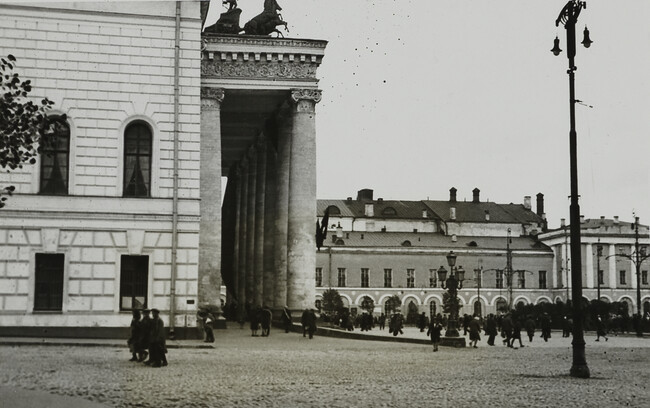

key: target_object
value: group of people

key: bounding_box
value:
[127,308,168,367]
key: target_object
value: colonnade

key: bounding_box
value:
[200,87,322,315]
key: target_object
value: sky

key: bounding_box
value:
[206,0,650,229]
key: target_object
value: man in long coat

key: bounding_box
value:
[149,308,167,367]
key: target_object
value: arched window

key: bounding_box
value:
[429,300,437,317]
[123,122,152,197]
[474,300,482,317]
[496,298,508,313]
[382,207,397,216]
[39,117,70,195]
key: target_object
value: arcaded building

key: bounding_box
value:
[315,188,556,317]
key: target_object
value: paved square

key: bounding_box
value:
[0,329,648,407]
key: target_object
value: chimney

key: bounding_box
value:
[450,207,456,220]
[336,222,343,238]
[472,188,480,203]
[613,216,619,224]
[449,187,457,203]
[523,196,532,210]
[580,215,585,224]
[357,189,373,201]
[485,210,490,221]
[536,193,544,216]
[560,218,566,227]
[365,203,374,217]
[600,216,605,225]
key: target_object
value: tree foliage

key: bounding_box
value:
[442,291,461,315]
[1,54,64,207]
[385,294,401,315]
[360,295,374,314]
[321,288,344,317]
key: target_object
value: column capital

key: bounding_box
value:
[290,88,322,113]
[201,87,225,110]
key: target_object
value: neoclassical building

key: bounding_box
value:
[315,188,556,317]
[539,217,650,316]
[0,1,326,336]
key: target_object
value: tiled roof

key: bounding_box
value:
[321,231,552,252]
[317,200,355,217]
[344,200,436,220]
[546,218,649,234]
[422,200,539,224]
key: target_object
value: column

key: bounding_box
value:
[245,148,257,305]
[232,166,241,306]
[273,108,292,309]
[198,87,224,310]
[608,244,617,289]
[253,138,267,306]
[237,159,248,316]
[286,89,321,310]
[585,243,594,289]
[263,144,277,309]
[552,246,559,288]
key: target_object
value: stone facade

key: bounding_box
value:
[0,1,207,334]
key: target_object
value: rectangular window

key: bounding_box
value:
[123,122,152,197]
[34,253,64,311]
[315,267,323,287]
[384,269,392,288]
[598,270,604,285]
[406,269,415,288]
[619,270,626,285]
[360,268,369,288]
[496,270,504,289]
[120,255,149,310]
[337,268,346,287]
[539,270,547,289]
[429,269,437,288]
[518,271,526,289]
[643,270,648,285]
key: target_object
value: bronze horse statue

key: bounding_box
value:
[242,0,289,37]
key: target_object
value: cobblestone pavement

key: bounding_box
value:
[0,328,649,408]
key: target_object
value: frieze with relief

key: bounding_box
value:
[202,60,318,79]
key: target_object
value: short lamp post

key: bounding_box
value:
[438,251,465,339]
[613,216,650,337]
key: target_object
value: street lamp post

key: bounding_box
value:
[596,239,602,301]
[613,216,650,337]
[474,267,482,318]
[552,0,592,378]
[506,228,513,310]
[438,251,466,347]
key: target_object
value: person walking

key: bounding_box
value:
[391,312,404,336]
[595,315,608,342]
[510,316,524,348]
[485,314,498,346]
[140,309,152,364]
[468,315,481,348]
[128,309,141,361]
[150,308,167,367]
[541,312,552,342]
[378,313,386,331]
[301,308,317,339]
[281,306,292,333]
[418,312,428,333]
[201,310,215,343]
[250,306,260,337]
[524,315,536,343]
[427,318,443,352]
[501,313,513,347]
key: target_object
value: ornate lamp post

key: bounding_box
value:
[552,0,592,378]
[438,251,466,347]
[474,267,482,318]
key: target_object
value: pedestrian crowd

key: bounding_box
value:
[127,308,168,368]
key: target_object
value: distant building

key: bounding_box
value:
[539,216,650,316]
[316,188,555,317]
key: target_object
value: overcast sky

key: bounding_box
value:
[207,0,650,228]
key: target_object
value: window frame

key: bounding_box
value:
[39,116,70,196]
[123,121,153,198]
[315,267,323,287]
[619,270,626,285]
[337,268,346,287]
[33,253,65,311]
[119,255,149,311]
[406,268,415,288]
[539,270,547,289]
[384,268,392,288]
[360,268,369,288]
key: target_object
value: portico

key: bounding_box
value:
[200,34,327,317]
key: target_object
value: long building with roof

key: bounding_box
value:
[315,188,555,317]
